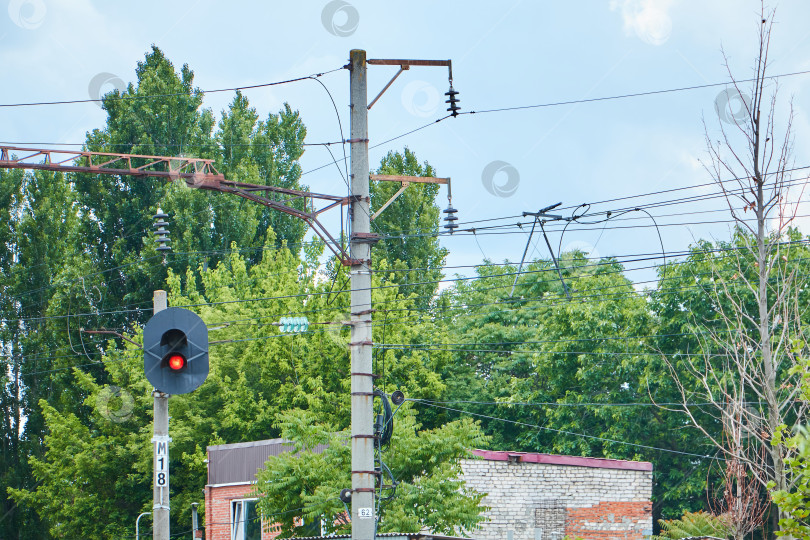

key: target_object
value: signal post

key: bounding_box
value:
[152,290,170,540]
[144,292,210,540]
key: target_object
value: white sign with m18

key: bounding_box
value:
[155,438,169,489]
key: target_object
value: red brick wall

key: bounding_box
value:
[565,501,653,540]
[204,483,283,540]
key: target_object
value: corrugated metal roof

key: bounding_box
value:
[207,438,329,485]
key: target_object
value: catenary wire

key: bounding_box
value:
[0,67,345,108]
[17,250,806,374]
[460,69,810,116]
[7,243,808,326]
[412,398,766,408]
[14,259,802,368]
[410,400,720,460]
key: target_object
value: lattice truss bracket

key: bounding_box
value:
[0,145,358,264]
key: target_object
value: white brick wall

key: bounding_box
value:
[460,458,653,540]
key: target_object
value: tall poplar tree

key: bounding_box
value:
[370,148,448,308]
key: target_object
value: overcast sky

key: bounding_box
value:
[2,0,809,286]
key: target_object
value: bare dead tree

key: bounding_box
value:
[708,419,769,540]
[657,3,810,535]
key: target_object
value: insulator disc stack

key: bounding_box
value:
[443,205,458,234]
[153,208,171,259]
[445,85,460,117]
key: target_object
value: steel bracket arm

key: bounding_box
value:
[0,145,225,186]
[0,145,357,264]
[369,174,450,220]
[222,186,357,265]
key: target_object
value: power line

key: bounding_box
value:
[419,164,810,232]
[17,331,307,377]
[0,67,345,108]
[7,240,808,326]
[375,177,810,238]
[388,211,810,240]
[410,399,720,460]
[0,139,343,148]
[16,252,806,373]
[0,243,708,325]
[376,345,732,358]
[4,241,328,310]
[460,69,810,116]
[412,398,765,408]
[373,238,810,274]
[369,254,810,318]
[13,269,786,366]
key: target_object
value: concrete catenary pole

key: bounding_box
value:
[152,289,170,540]
[349,49,375,540]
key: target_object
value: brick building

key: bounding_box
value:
[461,450,653,540]
[204,440,652,540]
[204,438,329,540]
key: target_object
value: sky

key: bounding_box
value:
[2,0,809,288]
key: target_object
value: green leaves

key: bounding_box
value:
[371,148,448,309]
[652,511,732,540]
[772,423,810,538]
[254,408,489,538]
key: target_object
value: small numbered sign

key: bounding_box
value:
[155,439,169,488]
[358,507,373,519]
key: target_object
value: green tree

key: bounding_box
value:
[1,49,439,540]
[370,148,448,308]
[771,349,810,539]
[653,231,810,533]
[0,166,25,538]
[76,46,217,314]
[0,167,91,539]
[772,427,810,539]
[9,232,461,537]
[0,50,309,538]
[211,91,308,263]
[435,252,717,522]
[254,408,488,537]
[75,46,309,324]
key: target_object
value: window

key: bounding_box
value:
[231,499,261,540]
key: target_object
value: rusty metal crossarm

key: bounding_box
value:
[219,178,345,202]
[222,186,354,263]
[0,145,223,182]
[370,174,449,185]
[0,159,224,187]
[54,155,85,166]
[313,199,344,216]
[369,174,452,220]
[366,58,454,113]
[278,194,308,206]
[1,145,218,169]
[97,155,129,168]
[0,144,357,263]
[367,59,451,68]
[17,149,49,162]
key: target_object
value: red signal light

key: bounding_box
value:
[167,354,186,371]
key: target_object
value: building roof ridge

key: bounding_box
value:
[470,449,654,471]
